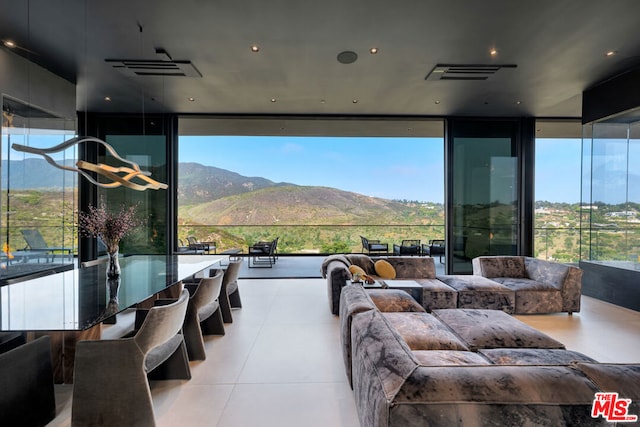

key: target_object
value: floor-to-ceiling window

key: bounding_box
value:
[1,98,77,282]
[177,117,444,255]
[581,119,640,268]
[448,119,531,274]
[534,121,582,263]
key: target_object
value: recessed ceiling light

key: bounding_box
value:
[104,96,111,102]
[352,99,358,103]
[320,99,326,104]
[188,97,195,102]
[516,100,521,105]
[250,45,260,53]
[434,100,441,104]
[270,98,277,103]
[3,40,16,48]
[369,47,379,54]
[605,50,617,57]
[490,48,498,56]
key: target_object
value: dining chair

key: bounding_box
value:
[219,259,243,323]
[0,336,55,427]
[72,289,191,427]
[181,270,226,361]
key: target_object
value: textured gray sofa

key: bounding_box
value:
[322,254,445,315]
[341,284,640,427]
[472,255,583,314]
[322,254,583,315]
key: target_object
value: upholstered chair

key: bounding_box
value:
[219,259,243,323]
[182,270,226,360]
[72,289,191,427]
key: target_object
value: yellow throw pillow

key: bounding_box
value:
[374,260,396,279]
[349,265,366,277]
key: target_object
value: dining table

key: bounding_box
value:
[0,254,228,383]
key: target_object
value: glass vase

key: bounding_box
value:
[107,247,121,279]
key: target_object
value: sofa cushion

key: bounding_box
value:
[432,309,565,351]
[412,350,490,366]
[382,312,469,351]
[374,259,396,279]
[385,257,436,279]
[389,365,603,427]
[415,278,458,311]
[437,275,516,313]
[573,363,640,403]
[475,256,527,278]
[491,278,564,314]
[524,257,569,289]
[346,254,375,274]
[367,289,425,313]
[479,348,598,365]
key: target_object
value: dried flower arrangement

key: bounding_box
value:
[78,200,142,254]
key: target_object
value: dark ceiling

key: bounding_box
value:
[2,0,640,118]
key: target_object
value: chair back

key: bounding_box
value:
[222,259,242,289]
[360,236,369,250]
[134,288,189,354]
[20,229,48,250]
[191,270,224,310]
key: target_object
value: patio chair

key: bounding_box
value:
[187,236,215,254]
[360,236,388,255]
[422,239,445,263]
[248,237,278,268]
[20,229,73,261]
[393,239,421,256]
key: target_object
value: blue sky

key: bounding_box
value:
[180,135,588,204]
[180,136,445,202]
[5,132,623,204]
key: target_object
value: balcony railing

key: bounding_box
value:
[177,224,446,255]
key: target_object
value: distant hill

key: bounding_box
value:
[178,184,437,226]
[178,162,292,205]
[1,158,77,189]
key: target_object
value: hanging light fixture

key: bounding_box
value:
[11,137,168,190]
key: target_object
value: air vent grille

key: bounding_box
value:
[105,59,202,78]
[426,64,516,81]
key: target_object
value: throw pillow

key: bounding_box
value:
[374,260,396,279]
[349,265,366,277]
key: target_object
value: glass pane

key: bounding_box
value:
[98,135,168,254]
[450,124,518,274]
[177,122,445,256]
[534,132,582,263]
[1,105,77,283]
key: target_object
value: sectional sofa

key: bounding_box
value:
[340,284,640,427]
[321,254,582,315]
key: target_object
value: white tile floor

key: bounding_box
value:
[48,278,640,427]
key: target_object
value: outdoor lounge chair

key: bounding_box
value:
[20,229,73,261]
[360,236,388,255]
[393,239,421,256]
[422,239,445,263]
[248,237,278,268]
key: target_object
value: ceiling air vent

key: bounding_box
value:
[425,64,516,81]
[105,49,202,78]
